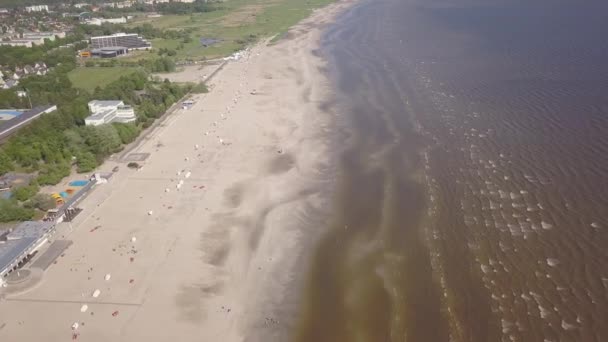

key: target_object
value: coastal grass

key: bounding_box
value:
[68,67,138,92]
[125,0,336,61]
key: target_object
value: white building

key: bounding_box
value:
[25,5,49,12]
[85,100,137,126]
[84,17,128,26]
[0,40,33,48]
[114,1,135,8]
[23,31,66,40]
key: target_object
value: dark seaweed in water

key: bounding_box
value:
[295,0,608,341]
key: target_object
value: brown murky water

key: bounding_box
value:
[295,0,608,341]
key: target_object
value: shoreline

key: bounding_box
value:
[0,1,355,341]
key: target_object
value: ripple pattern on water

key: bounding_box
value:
[296,0,608,341]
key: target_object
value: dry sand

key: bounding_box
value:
[0,1,353,341]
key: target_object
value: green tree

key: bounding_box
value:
[84,125,122,157]
[13,181,39,202]
[37,162,70,185]
[76,151,97,173]
[0,150,13,175]
[25,193,56,211]
[113,123,140,144]
[0,199,35,222]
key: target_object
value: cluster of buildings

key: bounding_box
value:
[0,31,66,48]
[67,0,195,11]
[0,63,51,89]
[84,100,137,126]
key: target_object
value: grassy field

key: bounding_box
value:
[69,0,335,82]
[125,0,336,61]
[68,67,138,92]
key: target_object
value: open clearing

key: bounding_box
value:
[68,67,139,92]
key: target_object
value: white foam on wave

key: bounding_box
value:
[561,320,577,331]
[541,221,553,230]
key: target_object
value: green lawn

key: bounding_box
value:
[68,67,139,92]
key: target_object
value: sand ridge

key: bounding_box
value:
[0,1,354,341]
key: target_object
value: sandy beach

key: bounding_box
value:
[0,1,352,341]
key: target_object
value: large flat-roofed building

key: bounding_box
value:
[90,33,151,50]
[0,221,55,285]
[85,100,136,126]
[0,105,57,142]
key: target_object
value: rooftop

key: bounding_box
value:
[6,221,54,240]
[0,237,38,275]
[87,108,115,121]
[0,105,57,142]
[0,109,25,121]
[0,221,55,277]
[91,32,140,39]
[89,100,123,108]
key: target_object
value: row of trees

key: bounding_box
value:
[84,56,176,73]
[93,1,223,15]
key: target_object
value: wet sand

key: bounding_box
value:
[0,1,353,341]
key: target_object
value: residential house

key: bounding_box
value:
[3,79,18,89]
[11,63,49,82]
